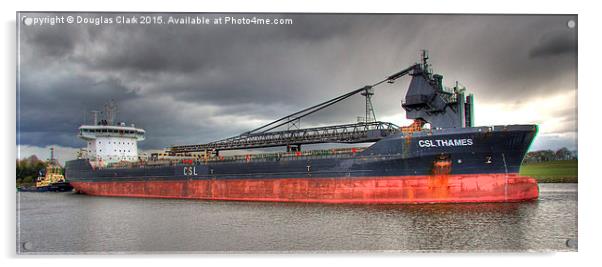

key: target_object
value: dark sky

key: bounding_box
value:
[17,13,577,156]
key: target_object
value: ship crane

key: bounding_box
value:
[169,51,474,154]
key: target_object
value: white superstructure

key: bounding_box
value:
[78,101,145,164]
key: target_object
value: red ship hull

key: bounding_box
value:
[70,173,539,204]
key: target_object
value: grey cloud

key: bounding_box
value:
[529,30,577,59]
[18,73,139,147]
[73,14,354,75]
[23,25,79,59]
[17,13,578,150]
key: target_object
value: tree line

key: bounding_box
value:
[523,147,577,163]
[16,155,49,186]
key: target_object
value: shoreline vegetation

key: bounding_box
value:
[16,155,46,188]
[520,160,578,183]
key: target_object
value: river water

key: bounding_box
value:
[16,183,577,253]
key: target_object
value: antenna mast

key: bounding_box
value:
[360,87,376,123]
[91,110,100,125]
[104,100,118,125]
[421,49,431,76]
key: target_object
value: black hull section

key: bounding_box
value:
[18,182,74,192]
[66,125,537,182]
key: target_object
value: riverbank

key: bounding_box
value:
[520,160,578,183]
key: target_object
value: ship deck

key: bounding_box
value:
[106,147,367,170]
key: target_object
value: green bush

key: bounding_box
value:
[22,176,33,184]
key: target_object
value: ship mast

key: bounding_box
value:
[104,100,117,126]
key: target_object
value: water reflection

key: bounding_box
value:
[17,184,576,253]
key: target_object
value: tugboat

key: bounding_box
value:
[19,148,73,192]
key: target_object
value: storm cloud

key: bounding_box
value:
[17,13,577,155]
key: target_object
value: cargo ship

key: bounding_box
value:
[65,51,539,203]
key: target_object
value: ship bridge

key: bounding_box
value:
[79,101,145,164]
[78,125,145,141]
